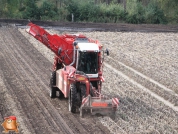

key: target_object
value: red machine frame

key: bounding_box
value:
[26,22,119,117]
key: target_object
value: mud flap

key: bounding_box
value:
[80,95,119,118]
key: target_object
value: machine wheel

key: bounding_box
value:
[69,84,77,113]
[89,82,94,97]
[56,63,62,70]
[79,84,87,106]
[50,71,57,98]
[58,90,64,99]
[80,84,86,99]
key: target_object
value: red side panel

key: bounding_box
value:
[56,66,76,98]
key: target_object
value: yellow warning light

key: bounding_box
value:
[77,77,85,81]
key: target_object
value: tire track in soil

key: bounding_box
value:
[0,29,35,134]
[0,26,110,134]
[104,63,178,112]
[105,56,178,107]
[0,27,74,133]
[101,66,178,133]
[1,27,69,134]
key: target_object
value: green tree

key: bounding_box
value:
[145,1,167,24]
[126,1,145,23]
[66,0,80,21]
[0,0,8,18]
[158,0,178,23]
[39,1,58,20]
[22,0,40,20]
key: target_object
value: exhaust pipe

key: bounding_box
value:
[69,42,77,66]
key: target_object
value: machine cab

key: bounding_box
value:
[76,42,99,78]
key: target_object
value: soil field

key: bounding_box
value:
[0,21,178,134]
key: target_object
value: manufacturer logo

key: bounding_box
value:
[1,116,19,133]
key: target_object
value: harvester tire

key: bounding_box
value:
[58,90,64,99]
[80,84,86,98]
[89,82,94,97]
[50,71,57,98]
[79,84,86,106]
[69,84,77,113]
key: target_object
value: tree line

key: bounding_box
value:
[0,0,177,24]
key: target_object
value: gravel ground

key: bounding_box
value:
[18,28,178,134]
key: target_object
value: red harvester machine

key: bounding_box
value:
[26,22,119,117]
